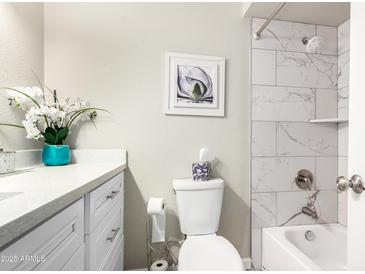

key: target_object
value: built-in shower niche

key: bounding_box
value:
[250,15,350,269]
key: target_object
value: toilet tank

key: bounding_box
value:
[173,178,224,235]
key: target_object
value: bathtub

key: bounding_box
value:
[262,223,347,271]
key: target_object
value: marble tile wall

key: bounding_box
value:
[276,51,337,88]
[337,19,350,226]
[250,18,339,269]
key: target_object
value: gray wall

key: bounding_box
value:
[44,3,251,269]
[0,3,44,150]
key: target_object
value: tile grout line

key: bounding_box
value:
[251,83,338,90]
[253,84,338,91]
[251,47,338,57]
[338,49,350,57]
[252,120,340,124]
[275,121,278,157]
[252,189,338,194]
[314,88,317,119]
[252,156,339,158]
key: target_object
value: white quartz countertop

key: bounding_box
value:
[0,149,127,250]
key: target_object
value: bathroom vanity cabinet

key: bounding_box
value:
[85,172,124,270]
[0,197,85,271]
[0,172,124,271]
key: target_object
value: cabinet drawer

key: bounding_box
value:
[99,234,123,271]
[0,198,84,271]
[61,244,85,271]
[87,201,122,270]
[85,172,124,233]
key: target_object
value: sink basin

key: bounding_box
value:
[0,192,22,202]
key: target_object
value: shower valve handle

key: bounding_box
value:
[336,175,364,194]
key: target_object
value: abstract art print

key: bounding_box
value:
[165,53,225,116]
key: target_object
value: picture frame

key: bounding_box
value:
[164,52,226,117]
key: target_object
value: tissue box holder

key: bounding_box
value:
[0,150,15,174]
[192,161,210,181]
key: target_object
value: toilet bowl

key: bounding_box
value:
[173,178,244,271]
[178,235,243,271]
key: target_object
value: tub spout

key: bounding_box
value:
[302,206,318,219]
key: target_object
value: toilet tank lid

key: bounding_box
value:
[173,178,224,191]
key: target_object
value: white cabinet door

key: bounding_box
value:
[347,3,365,270]
[0,198,84,271]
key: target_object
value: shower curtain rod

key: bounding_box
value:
[253,2,286,40]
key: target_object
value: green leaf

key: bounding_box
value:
[56,128,69,145]
[30,70,59,104]
[42,132,56,145]
[66,107,109,128]
[31,70,46,104]
[0,87,40,108]
[45,127,57,137]
[0,123,25,129]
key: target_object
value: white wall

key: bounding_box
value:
[0,3,44,150]
[44,3,251,269]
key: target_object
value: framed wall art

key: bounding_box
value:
[165,52,225,117]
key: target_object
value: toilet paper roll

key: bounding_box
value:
[151,259,169,271]
[147,197,165,215]
[147,197,166,243]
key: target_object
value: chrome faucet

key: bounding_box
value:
[301,190,319,219]
[279,190,320,226]
[302,206,318,219]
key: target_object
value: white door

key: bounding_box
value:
[347,2,365,270]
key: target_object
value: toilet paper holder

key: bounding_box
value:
[147,198,166,243]
[146,198,169,271]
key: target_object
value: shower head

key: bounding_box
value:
[302,36,323,53]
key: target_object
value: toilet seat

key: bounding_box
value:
[178,235,244,271]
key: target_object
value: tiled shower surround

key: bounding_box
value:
[250,18,350,268]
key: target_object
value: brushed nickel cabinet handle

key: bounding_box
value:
[106,228,120,242]
[106,190,120,199]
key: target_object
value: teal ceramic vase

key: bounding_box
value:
[42,145,71,166]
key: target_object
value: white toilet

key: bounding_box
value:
[173,178,244,271]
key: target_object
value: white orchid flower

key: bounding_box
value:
[7,86,44,110]
[22,119,41,139]
[2,85,105,143]
[25,106,40,123]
